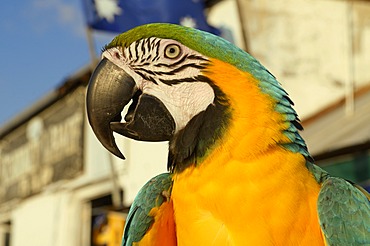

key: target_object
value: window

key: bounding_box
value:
[315,150,370,191]
[90,193,128,246]
[0,221,11,246]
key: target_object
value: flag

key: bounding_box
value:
[83,0,220,35]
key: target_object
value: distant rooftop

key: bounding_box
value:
[0,64,92,139]
[301,83,370,158]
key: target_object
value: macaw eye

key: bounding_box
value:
[164,44,181,59]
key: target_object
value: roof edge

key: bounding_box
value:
[0,64,92,139]
[302,82,370,127]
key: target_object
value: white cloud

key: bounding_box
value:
[58,2,79,24]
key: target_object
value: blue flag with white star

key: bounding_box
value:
[83,0,220,35]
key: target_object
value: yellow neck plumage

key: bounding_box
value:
[202,58,293,163]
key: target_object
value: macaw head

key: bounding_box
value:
[87,23,311,172]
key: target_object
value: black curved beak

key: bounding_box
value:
[86,58,136,159]
[86,58,176,159]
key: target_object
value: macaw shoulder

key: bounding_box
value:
[135,199,177,246]
[317,176,370,245]
[122,173,176,246]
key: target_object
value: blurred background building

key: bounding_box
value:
[0,0,370,245]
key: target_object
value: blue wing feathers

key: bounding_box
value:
[122,173,173,246]
[317,176,370,245]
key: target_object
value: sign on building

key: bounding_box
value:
[0,88,85,204]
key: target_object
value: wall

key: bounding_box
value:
[11,192,75,246]
[213,0,370,118]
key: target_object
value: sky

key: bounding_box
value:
[0,0,115,126]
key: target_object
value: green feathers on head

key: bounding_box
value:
[105,23,256,73]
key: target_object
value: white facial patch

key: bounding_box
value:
[143,81,215,132]
[102,48,144,86]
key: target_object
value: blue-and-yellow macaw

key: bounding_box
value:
[86,23,370,245]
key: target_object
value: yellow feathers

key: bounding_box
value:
[170,59,326,245]
[203,58,291,161]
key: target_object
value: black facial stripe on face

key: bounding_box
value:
[134,41,140,62]
[169,62,208,74]
[187,54,209,61]
[145,38,151,53]
[159,76,200,85]
[153,54,189,68]
[152,40,161,62]
[140,39,146,54]
[127,45,133,60]
[133,62,207,79]
[135,71,158,85]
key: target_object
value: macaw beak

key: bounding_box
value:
[86,58,175,159]
[86,58,136,159]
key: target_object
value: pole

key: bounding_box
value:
[346,0,355,116]
[85,26,99,68]
[235,0,250,53]
[109,154,123,209]
[85,24,122,208]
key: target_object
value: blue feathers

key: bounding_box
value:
[243,56,313,162]
[122,173,173,245]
